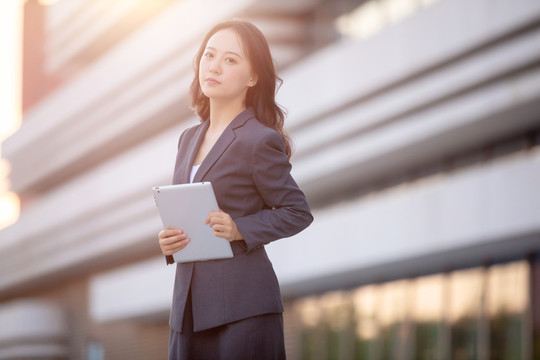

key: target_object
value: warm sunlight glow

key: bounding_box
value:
[335,0,442,40]
[449,268,483,322]
[0,0,23,230]
[414,274,444,322]
[488,261,529,316]
[319,290,352,331]
[353,285,378,340]
[38,0,60,6]
[0,192,20,229]
[296,296,322,328]
[377,279,409,326]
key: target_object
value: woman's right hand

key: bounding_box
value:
[158,228,190,256]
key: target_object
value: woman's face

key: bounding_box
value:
[199,28,257,104]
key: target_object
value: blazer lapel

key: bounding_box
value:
[192,126,236,183]
[192,108,255,183]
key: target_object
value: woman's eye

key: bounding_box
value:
[203,52,213,58]
[225,57,236,64]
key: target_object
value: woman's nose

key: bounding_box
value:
[209,59,221,74]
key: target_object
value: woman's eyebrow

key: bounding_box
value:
[205,46,242,58]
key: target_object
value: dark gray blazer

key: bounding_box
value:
[167,108,313,333]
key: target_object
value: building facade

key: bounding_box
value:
[1,0,539,359]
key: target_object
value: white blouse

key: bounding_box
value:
[190,164,201,183]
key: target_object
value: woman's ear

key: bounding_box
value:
[248,74,258,87]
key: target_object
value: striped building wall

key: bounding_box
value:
[1,0,539,358]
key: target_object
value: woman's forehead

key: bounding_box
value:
[206,28,246,56]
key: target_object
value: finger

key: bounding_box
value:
[208,215,224,227]
[212,222,231,233]
[207,210,225,220]
[206,211,223,225]
[213,229,226,239]
[161,233,187,245]
[162,227,182,235]
[159,229,183,238]
[213,228,234,242]
[171,238,190,249]
[164,238,190,254]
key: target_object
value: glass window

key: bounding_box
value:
[377,279,411,360]
[449,268,484,360]
[296,296,326,360]
[87,340,104,360]
[413,274,445,360]
[288,260,531,360]
[487,261,529,360]
[320,291,355,360]
[353,285,380,359]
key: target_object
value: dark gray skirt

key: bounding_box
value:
[168,289,286,360]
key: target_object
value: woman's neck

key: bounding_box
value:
[208,99,246,132]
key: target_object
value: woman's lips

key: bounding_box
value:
[205,77,221,85]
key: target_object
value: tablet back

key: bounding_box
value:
[152,182,233,263]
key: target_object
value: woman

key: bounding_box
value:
[158,20,313,360]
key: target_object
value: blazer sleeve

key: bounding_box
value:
[234,130,313,253]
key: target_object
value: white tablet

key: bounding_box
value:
[152,182,233,263]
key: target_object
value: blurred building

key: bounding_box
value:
[1,0,539,359]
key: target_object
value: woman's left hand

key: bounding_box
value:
[205,210,243,242]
